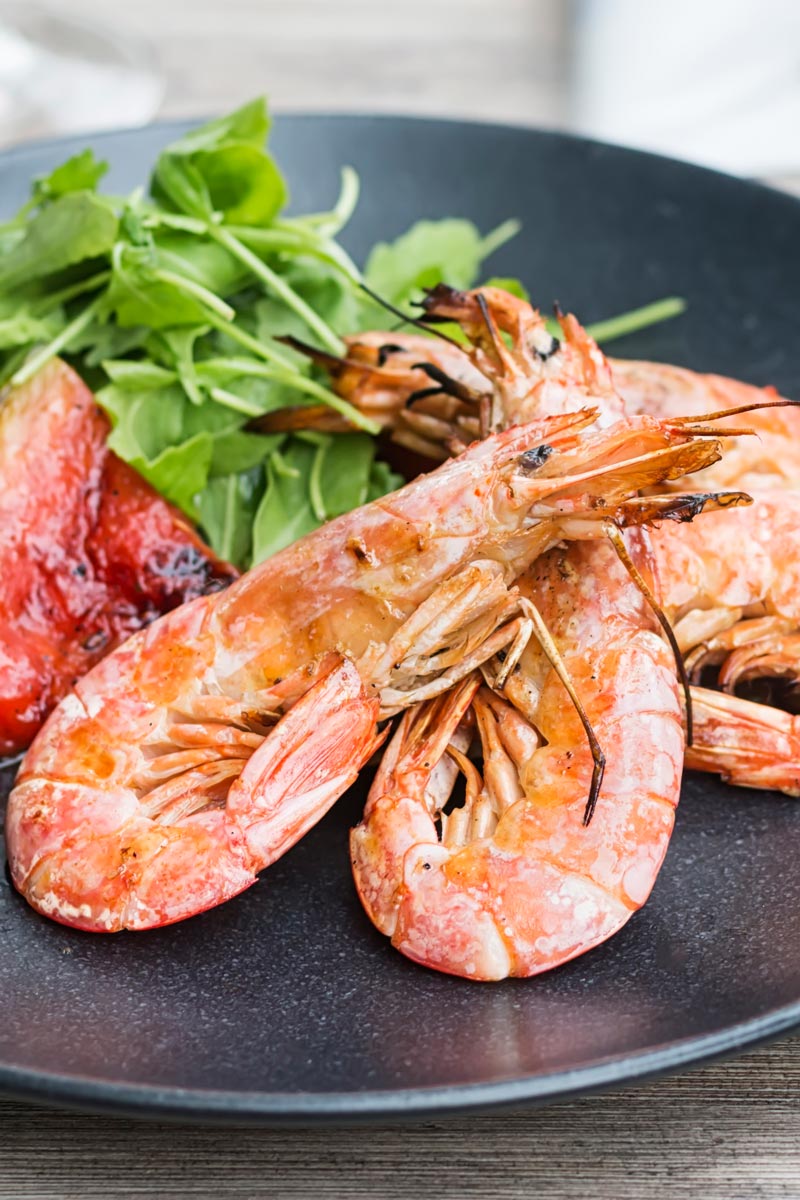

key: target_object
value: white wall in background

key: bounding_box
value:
[572,0,800,175]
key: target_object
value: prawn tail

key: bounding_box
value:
[686,686,800,795]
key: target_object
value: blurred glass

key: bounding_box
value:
[0,1,163,148]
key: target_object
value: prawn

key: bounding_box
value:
[322,287,800,796]
[655,491,800,792]
[351,538,684,980]
[7,405,723,931]
[303,296,800,494]
[349,286,753,979]
[612,358,800,493]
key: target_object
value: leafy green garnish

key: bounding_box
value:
[249,433,403,565]
[361,218,519,315]
[0,95,686,573]
[0,193,117,291]
[32,150,108,202]
[197,467,264,569]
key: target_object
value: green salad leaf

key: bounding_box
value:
[197,466,265,569]
[0,95,686,572]
[248,432,403,565]
[361,217,520,316]
[33,149,109,202]
[251,437,323,562]
[0,193,117,291]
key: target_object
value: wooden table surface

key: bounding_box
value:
[3,1039,800,1199]
[3,2,799,1196]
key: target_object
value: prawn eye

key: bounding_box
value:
[533,333,561,361]
[519,444,554,473]
[377,343,407,366]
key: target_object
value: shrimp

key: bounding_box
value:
[311,298,799,493]
[351,537,683,980]
[7,406,724,931]
[612,358,800,492]
[614,363,800,792]
[348,287,751,978]
[653,490,800,792]
[324,287,800,795]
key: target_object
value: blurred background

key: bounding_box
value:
[0,0,798,186]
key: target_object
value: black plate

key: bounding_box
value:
[1,116,799,1124]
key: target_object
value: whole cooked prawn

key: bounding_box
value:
[348,285,753,979]
[320,286,800,796]
[351,537,683,980]
[7,404,723,931]
[295,295,800,494]
[655,491,800,792]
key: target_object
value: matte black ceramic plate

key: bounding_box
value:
[1,116,799,1124]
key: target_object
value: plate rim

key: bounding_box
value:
[1,112,799,1124]
[1,1002,799,1123]
[1,109,799,215]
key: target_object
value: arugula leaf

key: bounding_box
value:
[179,395,244,440]
[152,98,286,228]
[73,321,149,367]
[105,243,214,328]
[251,438,320,563]
[481,276,530,301]
[209,429,283,477]
[32,150,108,203]
[0,305,63,349]
[99,380,218,517]
[153,230,249,298]
[124,432,215,519]
[0,193,117,291]
[151,154,213,222]
[197,466,264,567]
[251,260,361,342]
[159,98,270,158]
[196,144,287,226]
[98,382,186,459]
[361,217,519,314]
[101,359,178,389]
[158,327,207,405]
[311,433,377,519]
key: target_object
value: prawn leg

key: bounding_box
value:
[686,687,800,795]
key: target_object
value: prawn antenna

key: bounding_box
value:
[475,291,505,358]
[604,522,694,746]
[358,282,465,349]
[669,397,800,428]
[517,597,606,826]
[410,361,482,405]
